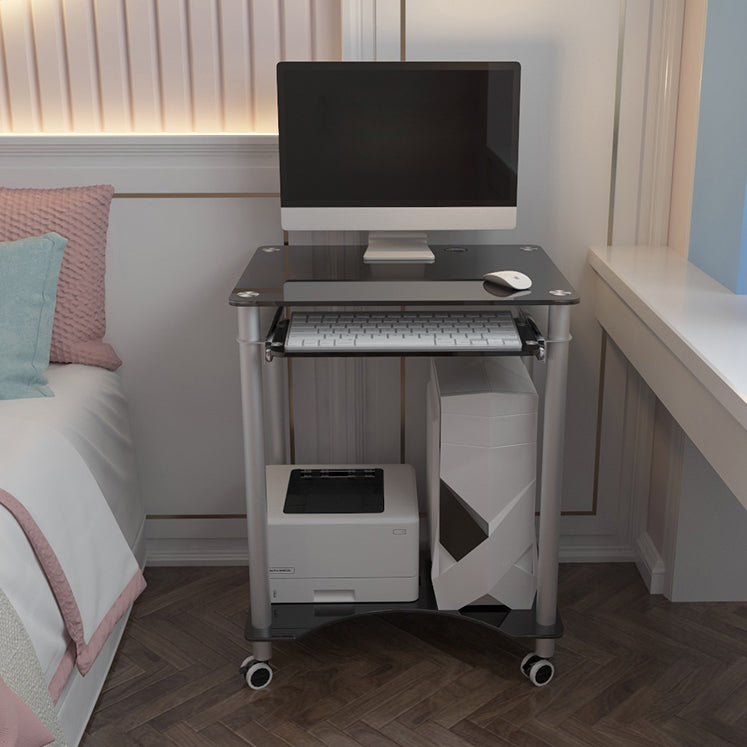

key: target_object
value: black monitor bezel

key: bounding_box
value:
[276,60,522,211]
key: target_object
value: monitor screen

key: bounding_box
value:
[277,61,521,262]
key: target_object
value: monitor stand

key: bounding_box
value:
[363,231,436,264]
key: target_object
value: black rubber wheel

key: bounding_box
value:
[520,653,554,686]
[239,656,273,690]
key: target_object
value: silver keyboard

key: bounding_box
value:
[285,310,522,353]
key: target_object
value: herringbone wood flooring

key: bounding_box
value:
[82,564,747,746]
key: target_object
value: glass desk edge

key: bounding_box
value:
[229,244,580,308]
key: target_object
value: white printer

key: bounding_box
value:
[266,464,419,603]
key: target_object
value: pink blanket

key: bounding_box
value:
[0,414,146,710]
[0,489,145,701]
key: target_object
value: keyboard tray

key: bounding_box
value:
[265,309,544,359]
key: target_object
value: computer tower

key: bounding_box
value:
[426,356,538,611]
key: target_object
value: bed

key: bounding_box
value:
[0,364,146,746]
[0,187,146,746]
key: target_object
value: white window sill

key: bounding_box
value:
[589,245,747,509]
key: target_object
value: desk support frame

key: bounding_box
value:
[535,305,571,659]
[231,243,578,684]
[238,305,570,664]
[237,306,273,663]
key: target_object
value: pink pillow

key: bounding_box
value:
[0,186,121,370]
[0,676,55,747]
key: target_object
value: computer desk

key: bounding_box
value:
[230,243,579,688]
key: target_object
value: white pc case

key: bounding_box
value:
[426,356,538,611]
[266,464,419,603]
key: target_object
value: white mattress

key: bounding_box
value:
[0,364,145,563]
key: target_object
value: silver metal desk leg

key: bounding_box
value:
[264,355,289,464]
[237,306,272,663]
[535,305,571,660]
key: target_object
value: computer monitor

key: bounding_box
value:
[277,61,521,263]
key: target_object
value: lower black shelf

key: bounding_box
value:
[245,563,563,642]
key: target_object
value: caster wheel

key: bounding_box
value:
[240,656,273,690]
[520,653,554,687]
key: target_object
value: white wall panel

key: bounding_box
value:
[219,0,253,133]
[669,0,707,257]
[0,30,9,131]
[403,0,621,519]
[0,134,283,563]
[155,0,192,133]
[31,0,71,132]
[124,0,162,131]
[93,0,132,131]
[62,0,101,132]
[312,0,342,61]
[0,0,40,131]
[249,0,282,132]
[0,0,341,133]
[281,0,313,60]
[187,0,223,132]
[106,197,282,516]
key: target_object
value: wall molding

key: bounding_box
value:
[594,0,686,590]
[559,542,637,564]
[145,517,249,567]
[342,0,377,61]
[0,133,278,154]
[620,0,686,585]
[342,0,401,62]
[622,362,657,559]
[660,411,684,600]
[634,531,667,593]
[0,134,280,192]
[146,539,251,567]
[636,0,685,246]
[668,0,708,257]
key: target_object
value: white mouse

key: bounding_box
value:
[482,270,532,291]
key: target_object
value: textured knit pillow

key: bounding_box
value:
[0,234,66,400]
[0,186,121,370]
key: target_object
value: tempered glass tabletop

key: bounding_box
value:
[230,244,579,308]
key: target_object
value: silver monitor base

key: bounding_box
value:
[363,231,436,264]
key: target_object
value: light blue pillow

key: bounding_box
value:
[0,233,67,399]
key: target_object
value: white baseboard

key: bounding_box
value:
[558,541,637,564]
[633,531,667,594]
[146,538,250,566]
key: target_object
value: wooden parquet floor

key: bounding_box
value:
[82,563,747,746]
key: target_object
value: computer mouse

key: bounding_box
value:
[482,270,532,291]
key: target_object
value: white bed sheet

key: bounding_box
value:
[0,364,145,563]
